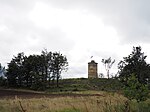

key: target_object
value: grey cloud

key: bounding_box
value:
[65,66,87,78]
[91,0,150,43]
[34,28,75,51]
[1,0,150,77]
[45,0,150,44]
[4,0,150,45]
[0,0,74,66]
[3,0,150,44]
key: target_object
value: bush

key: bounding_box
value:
[0,76,6,86]
[30,82,46,91]
[124,74,149,102]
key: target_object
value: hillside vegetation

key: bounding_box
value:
[0,91,150,112]
[46,78,123,93]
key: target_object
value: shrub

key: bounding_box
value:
[124,74,149,102]
[0,76,6,86]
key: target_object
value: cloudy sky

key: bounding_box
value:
[1,0,150,78]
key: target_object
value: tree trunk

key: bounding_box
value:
[56,76,59,87]
[107,70,109,79]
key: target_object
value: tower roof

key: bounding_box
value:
[88,60,98,64]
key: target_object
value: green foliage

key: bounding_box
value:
[118,46,150,84]
[0,76,6,86]
[51,52,68,87]
[112,101,150,112]
[6,50,68,90]
[46,78,123,92]
[6,52,25,87]
[129,101,150,112]
[124,74,149,102]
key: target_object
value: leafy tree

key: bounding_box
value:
[23,55,39,87]
[124,74,149,102]
[6,52,25,87]
[102,57,115,78]
[0,76,6,86]
[6,50,68,89]
[7,59,18,87]
[118,46,150,84]
[15,53,26,86]
[41,49,53,87]
[28,55,43,89]
[51,52,68,87]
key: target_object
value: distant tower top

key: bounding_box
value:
[88,60,98,78]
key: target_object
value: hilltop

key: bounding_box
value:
[46,78,123,93]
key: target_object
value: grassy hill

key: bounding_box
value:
[0,78,150,112]
[47,78,123,92]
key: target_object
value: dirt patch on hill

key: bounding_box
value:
[0,89,105,99]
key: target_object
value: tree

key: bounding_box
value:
[51,52,68,87]
[15,52,26,86]
[41,49,53,87]
[23,55,40,87]
[124,74,149,102]
[7,59,18,87]
[118,46,150,84]
[102,57,115,78]
[6,52,25,87]
[6,50,68,89]
[27,55,44,89]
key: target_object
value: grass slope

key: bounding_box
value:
[47,78,123,92]
[0,78,150,112]
[0,91,150,112]
[0,91,127,112]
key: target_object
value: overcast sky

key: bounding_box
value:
[1,0,150,78]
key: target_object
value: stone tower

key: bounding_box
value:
[88,60,98,78]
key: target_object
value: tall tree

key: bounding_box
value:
[23,55,40,87]
[28,55,43,88]
[15,53,25,86]
[41,49,53,87]
[102,57,115,79]
[6,50,69,89]
[118,46,150,84]
[7,59,19,87]
[6,52,25,87]
[51,52,68,87]
[46,51,53,86]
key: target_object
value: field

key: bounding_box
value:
[0,78,150,112]
[0,89,128,112]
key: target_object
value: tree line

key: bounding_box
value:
[0,46,150,93]
[1,50,68,90]
[102,46,150,85]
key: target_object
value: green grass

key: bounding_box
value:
[46,78,123,93]
[0,78,149,112]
